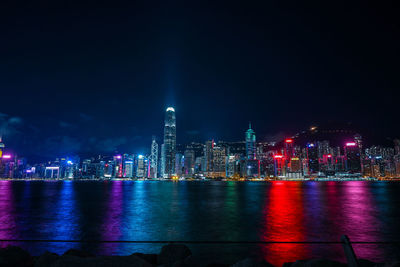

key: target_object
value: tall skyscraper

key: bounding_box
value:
[163,107,176,178]
[149,136,158,178]
[245,123,259,177]
[245,123,256,160]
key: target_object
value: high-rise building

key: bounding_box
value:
[149,136,158,178]
[212,145,226,176]
[136,154,146,178]
[344,142,361,173]
[203,140,214,172]
[160,144,165,178]
[245,123,256,160]
[307,143,319,175]
[163,107,176,178]
[175,153,184,177]
[317,140,330,158]
[183,149,195,176]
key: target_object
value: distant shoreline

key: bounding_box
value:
[0,177,397,182]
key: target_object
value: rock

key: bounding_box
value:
[157,244,192,265]
[0,246,33,267]
[51,254,152,267]
[34,251,59,267]
[62,248,94,258]
[131,253,158,265]
[357,259,381,267]
[382,262,400,267]
[288,258,346,267]
[172,255,200,267]
[231,257,274,267]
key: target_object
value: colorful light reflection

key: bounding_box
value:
[260,181,308,266]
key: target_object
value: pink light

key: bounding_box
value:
[346,142,357,146]
[285,139,293,143]
[274,155,283,159]
[327,154,332,158]
[2,155,11,159]
[115,155,122,159]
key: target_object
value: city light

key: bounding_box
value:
[166,107,175,112]
[346,142,357,146]
[2,154,11,159]
[285,139,293,143]
[274,155,283,159]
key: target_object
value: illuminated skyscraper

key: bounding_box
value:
[245,124,259,177]
[245,123,256,160]
[163,107,176,178]
[149,136,158,178]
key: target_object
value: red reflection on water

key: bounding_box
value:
[260,181,308,266]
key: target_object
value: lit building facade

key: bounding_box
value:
[163,107,176,178]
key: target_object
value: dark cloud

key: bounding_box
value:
[43,136,82,156]
[59,121,75,128]
[95,137,127,153]
[79,113,93,121]
[0,113,24,137]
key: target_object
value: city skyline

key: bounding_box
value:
[1,106,400,180]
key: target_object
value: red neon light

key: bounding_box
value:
[274,155,283,159]
[327,154,332,158]
[285,139,293,143]
[346,142,356,146]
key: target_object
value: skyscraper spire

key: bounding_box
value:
[249,121,251,129]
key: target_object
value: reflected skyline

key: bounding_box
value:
[1,181,400,265]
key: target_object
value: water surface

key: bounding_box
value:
[1,181,400,266]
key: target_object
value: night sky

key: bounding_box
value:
[0,1,399,160]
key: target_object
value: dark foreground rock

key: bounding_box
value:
[231,257,274,267]
[62,248,94,258]
[1,244,391,267]
[131,253,158,265]
[0,246,33,267]
[34,251,59,267]
[157,244,192,265]
[50,255,152,267]
[283,258,347,267]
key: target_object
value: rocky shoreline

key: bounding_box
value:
[0,244,392,267]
